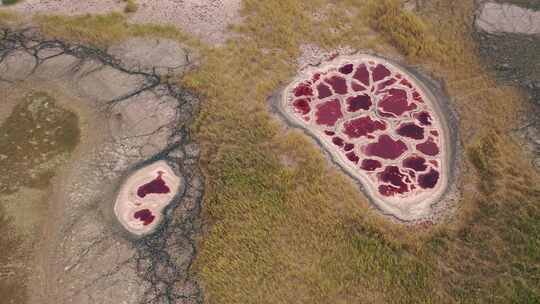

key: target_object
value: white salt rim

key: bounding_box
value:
[114,160,181,235]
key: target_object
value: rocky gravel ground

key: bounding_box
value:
[0,28,204,304]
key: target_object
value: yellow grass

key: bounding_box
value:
[184,0,540,303]
[33,13,201,49]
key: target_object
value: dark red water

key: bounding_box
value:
[412,91,423,102]
[343,116,386,139]
[377,166,409,196]
[312,73,321,82]
[339,64,354,75]
[379,185,405,196]
[400,78,413,88]
[332,137,344,147]
[351,81,366,92]
[325,76,348,94]
[360,159,382,171]
[396,123,424,140]
[344,143,354,151]
[418,169,439,189]
[346,94,372,112]
[371,64,391,82]
[415,111,432,126]
[315,99,343,127]
[353,64,370,86]
[363,135,408,160]
[293,98,311,115]
[317,83,332,99]
[378,166,407,187]
[430,160,438,167]
[293,82,314,97]
[346,151,359,163]
[402,156,427,171]
[376,78,397,92]
[430,130,439,137]
[134,209,155,226]
[324,130,335,136]
[416,138,439,156]
[137,172,170,198]
[378,88,416,116]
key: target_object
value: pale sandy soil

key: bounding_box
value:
[5,0,242,44]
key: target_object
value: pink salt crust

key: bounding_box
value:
[114,161,181,235]
[280,54,450,220]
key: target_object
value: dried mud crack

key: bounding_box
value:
[0,28,204,304]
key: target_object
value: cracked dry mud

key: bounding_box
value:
[0,28,204,304]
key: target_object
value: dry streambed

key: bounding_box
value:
[0,28,203,304]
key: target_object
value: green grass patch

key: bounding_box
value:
[1,0,21,6]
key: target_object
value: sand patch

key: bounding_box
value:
[476,2,540,35]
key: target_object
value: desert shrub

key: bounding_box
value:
[1,0,21,5]
[124,0,138,13]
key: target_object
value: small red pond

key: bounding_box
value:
[287,58,443,198]
[134,209,155,226]
[136,171,171,198]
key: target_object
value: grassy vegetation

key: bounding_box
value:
[1,0,22,6]
[363,0,440,59]
[182,0,540,303]
[0,9,18,26]
[123,0,138,13]
[33,13,201,49]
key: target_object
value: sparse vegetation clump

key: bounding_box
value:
[363,0,441,58]
[33,13,200,48]
[1,0,22,6]
[123,0,138,13]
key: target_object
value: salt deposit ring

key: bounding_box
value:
[278,54,453,221]
[114,160,182,235]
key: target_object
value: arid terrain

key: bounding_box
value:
[0,0,539,303]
